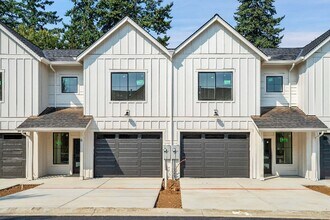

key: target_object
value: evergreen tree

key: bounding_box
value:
[62,0,101,49]
[96,0,173,46]
[20,0,62,30]
[234,0,285,48]
[0,0,22,27]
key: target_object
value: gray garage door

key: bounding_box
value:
[180,133,250,178]
[94,133,162,177]
[0,134,26,178]
[320,134,330,179]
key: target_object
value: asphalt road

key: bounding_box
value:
[0,217,309,220]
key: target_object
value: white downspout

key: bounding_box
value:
[288,63,295,107]
[50,65,57,108]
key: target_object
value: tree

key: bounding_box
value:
[20,0,62,30]
[234,0,285,48]
[15,24,61,49]
[62,0,101,49]
[0,0,22,27]
[96,0,173,46]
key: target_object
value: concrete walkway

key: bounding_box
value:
[180,177,330,211]
[0,177,162,209]
[0,178,27,190]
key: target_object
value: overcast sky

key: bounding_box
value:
[50,0,330,48]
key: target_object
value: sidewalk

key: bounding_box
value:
[0,207,329,219]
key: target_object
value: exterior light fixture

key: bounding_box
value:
[214,109,219,117]
[124,109,130,117]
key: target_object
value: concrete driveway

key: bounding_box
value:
[0,177,162,208]
[180,177,330,211]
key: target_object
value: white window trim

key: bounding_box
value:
[108,69,148,104]
[195,69,235,103]
[60,75,80,95]
[0,69,4,103]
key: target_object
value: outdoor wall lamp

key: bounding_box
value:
[214,109,219,117]
[124,109,130,117]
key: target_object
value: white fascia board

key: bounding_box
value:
[0,25,43,62]
[17,127,87,132]
[303,36,330,61]
[263,60,296,65]
[50,61,82,66]
[173,15,269,61]
[258,128,328,132]
[77,17,171,62]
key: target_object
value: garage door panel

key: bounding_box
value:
[181,133,249,178]
[321,134,330,179]
[94,133,162,177]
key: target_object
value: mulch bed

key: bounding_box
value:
[155,179,182,208]
[305,185,330,196]
[0,184,39,197]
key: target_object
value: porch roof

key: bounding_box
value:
[17,107,93,132]
[251,107,328,131]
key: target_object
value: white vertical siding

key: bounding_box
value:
[298,41,330,127]
[48,66,84,107]
[261,65,298,107]
[0,29,41,130]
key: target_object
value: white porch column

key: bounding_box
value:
[305,132,320,181]
[80,132,84,180]
[32,132,39,179]
[26,132,34,181]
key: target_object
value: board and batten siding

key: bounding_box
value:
[173,22,261,121]
[0,28,41,130]
[261,65,298,107]
[298,41,330,127]
[84,23,171,131]
[48,66,84,107]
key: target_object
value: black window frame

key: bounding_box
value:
[0,71,3,101]
[198,71,233,101]
[276,132,293,164]
[266,76,283,93]
[61,76,78,93]
[53,132,69,165]
[111,72,145,101]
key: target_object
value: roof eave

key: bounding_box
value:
[17,127,88,132]
[257,128,328,132]
[302,35,330,61]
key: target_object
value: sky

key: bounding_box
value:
[49,0,330,48]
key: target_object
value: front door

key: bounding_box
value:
[73,139,80,174]
[264,139,272,175]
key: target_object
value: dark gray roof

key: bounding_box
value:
[252,107,328,130]
[17,107,92,130]
[261,48,302,61]
[43,49,83,61]
[0,21,44,58]
[301,29,330,57]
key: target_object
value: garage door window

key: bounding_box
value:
[53,133,69,164]
[198,72,233,101]
[111,72,145,101]
[276,132,292,164]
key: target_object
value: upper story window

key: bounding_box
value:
[266,76,283,93]
[0,71,3,101]
[276,132,292,164]
[198,72,233,101]
[111,72,145,101]
[61,77,78,93]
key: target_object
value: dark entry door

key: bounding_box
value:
[320,134,330,179]
[264,139,272,175]
[73,139,80,174]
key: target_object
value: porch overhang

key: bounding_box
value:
[251,107,328,132]
[17,107,93,132]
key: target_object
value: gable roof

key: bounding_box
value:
[300,29,330,59]
[173,14,269,61]
[77,17,171,61]
[0,21,44,60]
[261,48,302,61]
[43,49,83,62]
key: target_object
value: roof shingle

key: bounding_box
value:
[17,107,92,130]
[301,29,330,57]
[260,48,302,61]
[252,107,328,130]
[43,49,83,61]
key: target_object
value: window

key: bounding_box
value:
[0,71,3,101]
[198,72,233,101]
[61,77,78,93]
[111,72,145,101]
[53,133,69,164]
[266,76,283,92]
[276,132,292,164]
